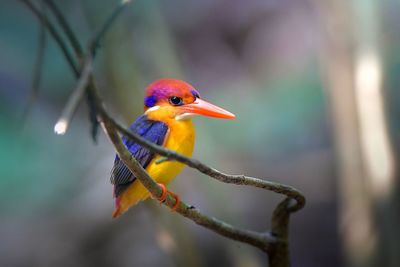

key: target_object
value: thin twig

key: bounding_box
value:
[49,0,131,135]
[23,0,47,121]
[19,0,79,76]
[44,0,83,59]
[54,56,93,135]
[89,0,133,55]
[42,0,87,135]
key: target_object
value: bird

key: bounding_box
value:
[110,78,235,218]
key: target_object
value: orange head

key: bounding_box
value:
[143,79,235,120]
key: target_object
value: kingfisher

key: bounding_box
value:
[110,79,235,217]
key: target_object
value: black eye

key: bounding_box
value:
[169,96,183,106]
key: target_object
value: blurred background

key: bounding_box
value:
[1,0,399,266]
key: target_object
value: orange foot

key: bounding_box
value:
[156,183,181,212]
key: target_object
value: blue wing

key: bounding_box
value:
[110,115,168,197]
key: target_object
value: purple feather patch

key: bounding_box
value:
[144,95,157,107]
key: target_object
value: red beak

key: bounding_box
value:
[181,99,236,119]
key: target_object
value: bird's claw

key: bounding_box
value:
[155,183,180,212]
[168,191,180,212]
[156,183,168,203]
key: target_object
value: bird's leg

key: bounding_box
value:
[155,183,181,212]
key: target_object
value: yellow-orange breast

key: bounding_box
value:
[113,116,195,217]
[147,118,195,184]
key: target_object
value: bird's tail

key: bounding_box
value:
[112,182,151,218]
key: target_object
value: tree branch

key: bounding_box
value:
[42,0,132,136]
[44,0,83,60]
[89,0,134,56]
[19,0,79,76]
[270,198,292,266]
[23,0,47,121]
[54,56,92,134]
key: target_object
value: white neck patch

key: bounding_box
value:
[145,105,160,114]
[175,113,195,121]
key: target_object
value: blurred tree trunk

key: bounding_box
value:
[314,1,399,266]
